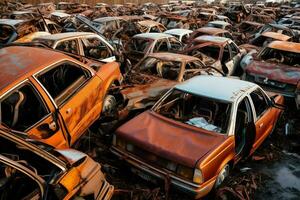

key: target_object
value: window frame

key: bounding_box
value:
[0,79,51,132]
[34,60,93,107]
[53,38,80,55]
[80,35,113,60]
[249,88,270,120]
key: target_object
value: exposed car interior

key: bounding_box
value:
[154,89,231,133]
[260,47,300,66]
[1,84,49,132]
[82,37,111,60]
[37,62,89,105]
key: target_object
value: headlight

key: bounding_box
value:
[193,168,203,184]
[176,165,194,180]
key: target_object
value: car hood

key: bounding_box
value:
[246,60,300,85]
[121,77,176,110]
[55,149,87,165]
[116,111,228,168]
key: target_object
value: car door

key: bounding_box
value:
[80,35,116,63]
[229,42,242,69]
[221,44,234,75]
[234,96,255,160]
[0,80,67,148]
[249,88,275,151]
[35,61,103,146]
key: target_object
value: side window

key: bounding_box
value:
[55,39,79,54]
[37,62,89,105]
[1,83,49,131]
[181,34,189,43]
[150,26,160,33]
[250,89,269,118]
[224,32,234,40]
[229,42,239,56]
[222,45,231,63]
[169,37,182,51]
[81,36,112,60]
[154,39,168,52]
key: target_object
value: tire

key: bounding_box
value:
[215,164,230,188]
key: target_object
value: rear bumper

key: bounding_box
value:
[111,146,215,199]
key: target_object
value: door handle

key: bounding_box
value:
[48,121,57,131]
[259,123,264,128]
[66,108,72,115]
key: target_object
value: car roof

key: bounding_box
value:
[148,52,200,62]
[195,27,228,35]
[268,41,300,54]
[208,20,231,26]
[164,29,193,36]
[138,20,161,27]
[35,32,95,41]
[93,16,123,23]
[175,76,256,103]
[0,19,24,26]
[133,33,174,40]
[194,35,231,44]
[261,32,291,41]
[0,46,73,93]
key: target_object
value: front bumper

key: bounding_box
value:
[111,146,216,199]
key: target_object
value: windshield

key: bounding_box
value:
[0,24,14,44]
[154,89,231,134]
[127,38,152,53]
[138,57,182,80]
[259,47,300,67]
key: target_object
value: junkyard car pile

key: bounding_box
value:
[0,1,299,199]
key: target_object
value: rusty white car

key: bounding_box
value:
[111,76,284,199]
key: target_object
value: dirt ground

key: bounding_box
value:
[76,102,300,200]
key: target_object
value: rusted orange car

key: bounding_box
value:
[0,46,122,148]
[0,126,113,199]
[111,76,284,198]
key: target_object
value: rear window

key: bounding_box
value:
[0,24,14,44]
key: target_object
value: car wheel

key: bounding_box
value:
[215,164,230,188]
[102,95,117,117]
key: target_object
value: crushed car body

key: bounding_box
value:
[111,76,284,199]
